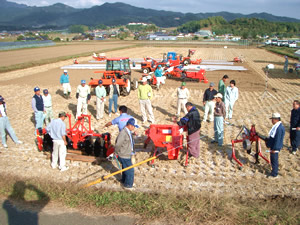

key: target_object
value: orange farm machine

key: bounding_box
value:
[165,66,208,83]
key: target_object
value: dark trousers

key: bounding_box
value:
[118,157,134,188]
[290,130,300,151]
[270,153,279,177]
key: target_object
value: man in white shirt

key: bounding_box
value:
[224,80,239,121]
[76,80,91,119]
[0,96,22,148]
[176,82,190,116]
[42,89,53,126]
[95,80,106,120]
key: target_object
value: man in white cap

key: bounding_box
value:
[31,87,45,132]
[0,96,22,148]
[76,80,91,119]
[95,79,106,120]
[266,112,285,178]
[42,89,53,126]
[60,70,71,99]
[203,82,218,122]
[211,93,226,146]
[138,77,155,124]
[108,78,120,117]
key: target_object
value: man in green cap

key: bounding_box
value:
[176,82,190,116]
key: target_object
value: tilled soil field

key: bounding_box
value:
[0,45,299,199]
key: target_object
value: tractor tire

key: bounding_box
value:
[84,138,94,156]
[142,68,149,74]
[121,78,131,96]
[131,78,138,90]
[94,137,104,157]
[183,59,190,66]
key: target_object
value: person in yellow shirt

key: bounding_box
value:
[138,77,155,124]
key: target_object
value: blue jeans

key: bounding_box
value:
[109,94,118,114]
[270,153,279,177]
[0,117,19,145]
[118,157,134,188]
[35,111,44,130]
[214,116,224,146]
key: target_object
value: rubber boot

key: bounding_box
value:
[67,92,71,99]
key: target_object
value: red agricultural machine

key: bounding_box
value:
[92,53,107,61]
[165,66,208,83]
[144,124,190,166]
[231,125,270,167]
[233,56,244,63]
[166,49,202,66]
[36,114,114,157]
[141,57,167,74]
[89,57,138,96]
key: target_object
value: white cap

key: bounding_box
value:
[214,93,223,99]
[270,112,280,119]
[142,77,147,83]
[64,70,68,73]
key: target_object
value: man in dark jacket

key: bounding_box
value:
[31,87,44,132]
[177,102,201,158]
[290,100,300,155]
[266,113,285,178]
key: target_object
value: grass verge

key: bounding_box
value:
[0,44,140,74]
[263,46,299,60]
[0,175,299,224]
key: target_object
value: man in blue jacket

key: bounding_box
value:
[290,100,300,155]
[60,70,71,99]
[266,113,285,178]
[154,65,165,90]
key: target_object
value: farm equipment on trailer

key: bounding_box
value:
[89,57,138,96]
[167,49,202,66]
[165,66,208,83]
[36,113,114,158]
[144,124,190,166]
[231,125,270,167]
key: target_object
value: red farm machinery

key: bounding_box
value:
[89,57,138,96]
[165,66,208,83]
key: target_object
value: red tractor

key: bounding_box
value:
[141,57,167,74]
[89,57,138,96]
[167,49,202,66]
[165,66,208,83]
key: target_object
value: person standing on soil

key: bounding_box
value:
[108,78,120,117]
[46,112,69,171]
[290,100,300,155]
[104,105,133,132]
[42,89,53,126]
[266,113,285,178]
[218,74,229,102]
[203,82,218,122]
[176,82,190,117]
[114,118,139,189]
[95,80,106,120]
[176,102,201,158]
[60,70,71,99]
[0,96,22,148]
[76,80,91,119]
[211,93,226,146]
[224,80,239,122]
[154,65,165,90]
[31,87,45,132]
[283,56,289,74]
[138,77,155,124]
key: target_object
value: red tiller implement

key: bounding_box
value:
[231,125,270,167]
[144,124,190,166]
[165,66,208,83]
[36,114,114,157]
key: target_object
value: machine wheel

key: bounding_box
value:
[142,68,149,74]
[131,78,138,90]
[183,59,190,66]
[121,79,131,96]
[84,138,94,156]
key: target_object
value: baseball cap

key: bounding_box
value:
[209,82,215,87]
[214,93,223,99]
[112,78,116,83]
[43,89,48,94]
[0,96,4,103]
[142,77,147,83]
[81,80,86,84]
[34,87,40,92]
[181,82,186,86]
[127,118,139,128]
[270,112,280,119]
[58,111,67,117]
[158,65,162,68]
[98,80,103,84]
[64,70,68,73]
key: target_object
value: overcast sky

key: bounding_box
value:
[11,0,300,19]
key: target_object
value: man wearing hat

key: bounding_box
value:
[60,70,71,99]
[42,89,53,126]
[108,78,120,117]
[76,80,91,119]
[0,96,22,148]
[283,56,288,74]
[95,79,106,120]
[224,80,239,121]
[176,82,190,116]
[154,64,165,90]
[138,77,155,124]
[203,82,218,122]
[31,87,45,132]
[114,118,139,189]
[46,112,69,171]
[266,113,285,178]
[211,93,226,146]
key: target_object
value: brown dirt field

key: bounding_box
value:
[0,46,299,200]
